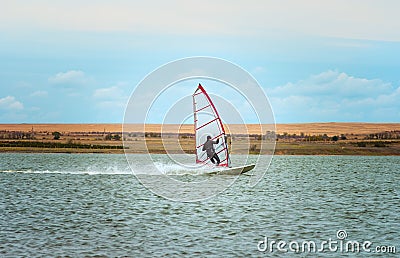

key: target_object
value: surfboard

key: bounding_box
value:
[205,164,256,176]
[192,83,255,175]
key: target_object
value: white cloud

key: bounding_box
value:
[93,86,123,99]
[93,83,129,109]
[30,90,48,97]
[270,70,393,98]
[0,96,24,110]
[48,70,88,85]
[252,66,266,75]
[92,83,130,122]
[269,71,400,122]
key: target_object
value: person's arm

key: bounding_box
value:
[214,138,219,144]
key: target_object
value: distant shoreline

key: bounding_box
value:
[1,123,399,155]
[1,142,400,156]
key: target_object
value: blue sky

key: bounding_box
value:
[0,0,399,123]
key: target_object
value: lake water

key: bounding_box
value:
[0,153,399,257]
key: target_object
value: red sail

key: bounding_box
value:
[193,84,230,167]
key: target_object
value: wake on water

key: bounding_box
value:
[128,161,224,176]
[0,153,242,176]
[0,162,219,176]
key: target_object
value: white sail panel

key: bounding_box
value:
[193,84,230,167]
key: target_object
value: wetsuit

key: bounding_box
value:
[202,138,221,165]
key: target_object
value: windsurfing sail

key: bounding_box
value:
[193,84,230,167]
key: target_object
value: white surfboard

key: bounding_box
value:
[205,164,255,176]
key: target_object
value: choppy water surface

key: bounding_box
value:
[0,154,399,257]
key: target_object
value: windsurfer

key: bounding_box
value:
[202,135,221,165]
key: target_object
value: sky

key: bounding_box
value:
[0,0,399,124]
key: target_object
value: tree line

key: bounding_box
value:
[0,141,124,149]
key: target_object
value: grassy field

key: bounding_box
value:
[1,123,399,155]
[1,122,399,135]
[1,139,399,156]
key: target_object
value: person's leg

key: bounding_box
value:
[214,154,220,165]
[210,156,216,164]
